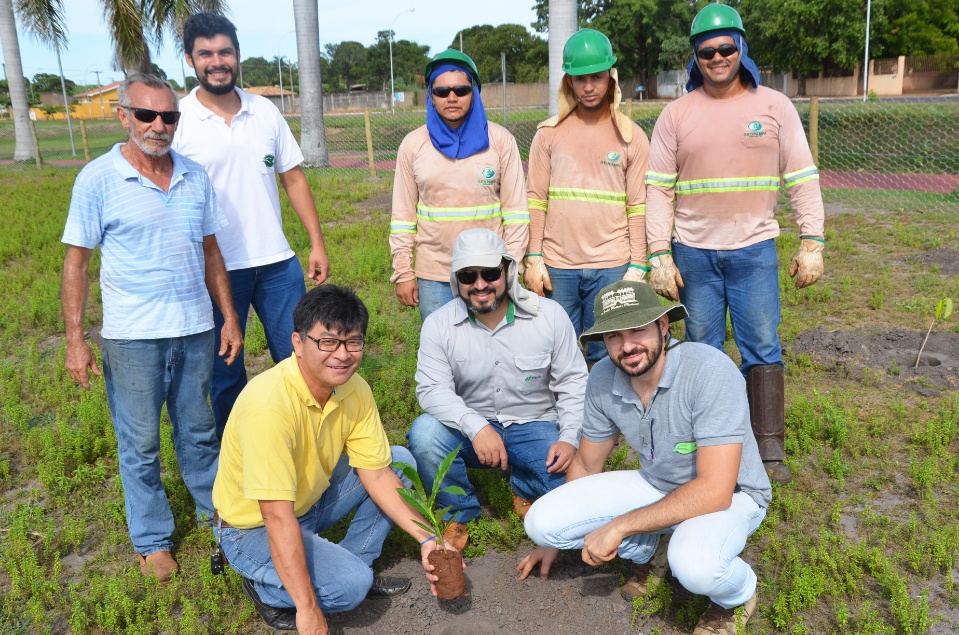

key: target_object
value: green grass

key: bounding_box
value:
[1,164,958,633]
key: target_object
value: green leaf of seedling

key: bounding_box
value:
[412,519,438,536]
[935,298,952,321]
[393,461,428,500]
[429,444,463,507]
[397,489,432,521]
[440,485,467,497]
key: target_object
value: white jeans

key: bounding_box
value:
[524,470,766,608]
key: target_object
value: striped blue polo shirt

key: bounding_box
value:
[62,143,228,340]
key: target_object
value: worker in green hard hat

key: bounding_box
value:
[389,48,529,319]
[646,2,826,498]
[524,28,650,367]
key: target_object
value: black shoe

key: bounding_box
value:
[366,575,411,598]
[241,577,297,631]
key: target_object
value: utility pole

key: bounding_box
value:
[94,70,106,118]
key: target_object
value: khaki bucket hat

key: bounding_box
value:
[580,281,688,344]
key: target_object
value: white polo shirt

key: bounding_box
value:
[173,87,304,270]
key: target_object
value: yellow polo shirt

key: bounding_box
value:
[212,356,393,529]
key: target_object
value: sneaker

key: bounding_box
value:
[137,551,179,584]
[620,535,670,600]
[512,493,533,520]
[442,521,469,552]
[241,577,297,631]
[366,575,412,598]
[692,591,759,635]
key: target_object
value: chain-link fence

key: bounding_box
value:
[2,95,957,214]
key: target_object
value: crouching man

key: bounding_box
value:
[517,281,771,635]
[213,285,446,633]
[408,228,588,551]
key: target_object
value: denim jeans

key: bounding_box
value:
[406,413,566,523]
[101,331,220,556]
[545,264,628,363]
[211,255,306,436]
[672,240,782,375]
[417,278,455,320]
[524,470,766,609]
[219,447,414,611]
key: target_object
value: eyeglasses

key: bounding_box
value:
[431,85,472,98]
[455,266,504,285]
[304,334,366,353]
[123,106,181,125]
[696,44,738,60]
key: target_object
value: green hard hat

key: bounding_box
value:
[689,3,745,43]
[562,29,617,76]
[425,49,481,88]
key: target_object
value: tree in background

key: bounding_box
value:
[31,72,76,93]
[875,0,959,56]
[366,30,430,91]
[324,41,367,92]
[451,24,548,84]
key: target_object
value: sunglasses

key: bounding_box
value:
[455,266,504,285]
[431,85,472,98]
[124,106,181,125]
[696,44,739,60]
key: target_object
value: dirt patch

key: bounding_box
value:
[792,327,959,391]
[911,248,959,277]
[327,549,649,635]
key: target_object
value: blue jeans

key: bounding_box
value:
[219,447,414,611]
[101,331,220,555]
[417,278,454,320]
[525,470,766,609]
[545,264,628,363]
[406,413,566,523]
[212,255,306,437]
[672,240,782,375]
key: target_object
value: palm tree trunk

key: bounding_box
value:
[0,0,37,161]
[548,0,577,117]
[292,0,329,167]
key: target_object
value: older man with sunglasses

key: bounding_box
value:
[407,229,588,551]
[61,73,241,582]
[645,4,826,484]
[390,50,529,319]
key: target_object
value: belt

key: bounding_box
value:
[212,512,233,529]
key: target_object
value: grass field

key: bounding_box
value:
[0,165,957,634]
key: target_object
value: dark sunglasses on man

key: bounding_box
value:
[431,85,472,98]
[124,106,182,125]
[455,265,505,285]
[696,43,738,60]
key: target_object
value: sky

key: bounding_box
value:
[2,0,541,88]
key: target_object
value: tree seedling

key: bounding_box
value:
[915,298,952,368]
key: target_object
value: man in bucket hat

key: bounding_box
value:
[408,228,588,551]
[517,280,771,635]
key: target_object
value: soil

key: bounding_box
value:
[429,549,468,600]
[791,327,959,393]
[326,549,652,635]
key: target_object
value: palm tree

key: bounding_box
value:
[0,0,36,161]
[292,0,329,167]
[548,0,577,116]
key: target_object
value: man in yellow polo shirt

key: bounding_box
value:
[213,285,447,633]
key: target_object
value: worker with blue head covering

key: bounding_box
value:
[390,49,529,320]
[684,6,762,93]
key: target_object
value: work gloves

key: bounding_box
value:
[523,255,551,297]
[789,238,825,289]
[622,264,649,283]
[649,252,684,301]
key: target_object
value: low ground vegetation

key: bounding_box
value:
[0,167,957,633]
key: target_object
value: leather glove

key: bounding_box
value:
[622,264,649,283]
[648,252,684,301]
[789,238,825,289]
[523,255,552,297]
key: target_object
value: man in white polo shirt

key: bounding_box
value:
[62,73,242,582]
[173,13,330,437]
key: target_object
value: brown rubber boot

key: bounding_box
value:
[512,493,533,520]
[746,364,792,485]
[137,550,179,583]
[620,534,671,600]
[692,591,758,634]
[442,521,469,552]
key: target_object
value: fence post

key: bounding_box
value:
[80,120,91,162]
[29,119,42,168]
[364,109,376,178]
[809,96,819,167]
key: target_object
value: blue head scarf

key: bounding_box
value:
[426,62,489,159]
[685,29,762,93]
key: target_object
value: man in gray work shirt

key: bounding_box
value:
[407,228,588,552]
[516,280,771,635]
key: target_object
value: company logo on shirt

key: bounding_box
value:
[477,167,496,186]
[523,374,543,382]
[263,154,275,167]
[601,151,621,167]
[744,121,766,138]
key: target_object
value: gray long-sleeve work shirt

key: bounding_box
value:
[415,297,588,446]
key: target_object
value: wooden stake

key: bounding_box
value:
[364,109,376,178]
